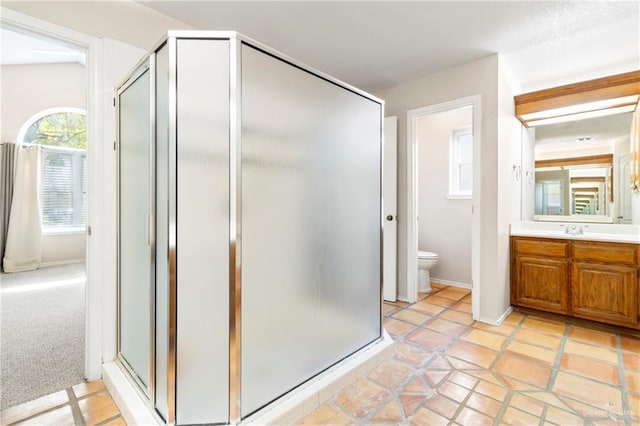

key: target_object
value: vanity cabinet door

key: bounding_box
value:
[571,262,638,328]
[512,255,570,314]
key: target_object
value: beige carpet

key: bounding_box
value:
[1,263,85,409]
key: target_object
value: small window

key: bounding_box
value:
[449,127,473,198]
[19,108,87,231]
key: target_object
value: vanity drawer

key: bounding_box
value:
[512,238,569,258]
[573,241,638,266]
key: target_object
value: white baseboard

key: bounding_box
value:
[431,278,472,290]
[479,306,513,326]
[40,259,85,268]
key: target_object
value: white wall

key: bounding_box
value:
[376,54,519,323]
[417,107,472,286]
[1,62,87,265]
[1,62,86,142]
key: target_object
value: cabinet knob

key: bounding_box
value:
[386,215,394,221]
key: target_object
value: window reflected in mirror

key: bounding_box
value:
[533,112,633,223]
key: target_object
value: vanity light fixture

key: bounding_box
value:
[515,70,640,128]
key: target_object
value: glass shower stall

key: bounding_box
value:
[117,32,383,425]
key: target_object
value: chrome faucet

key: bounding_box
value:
[563,224,583,235]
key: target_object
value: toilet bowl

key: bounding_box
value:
[417,250,439,293]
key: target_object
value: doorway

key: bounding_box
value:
[407,96,481,319]
[1,15,101,408]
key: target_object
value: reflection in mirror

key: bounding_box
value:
[534,113,633,223]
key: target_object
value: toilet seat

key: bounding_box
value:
[418,250,438,260]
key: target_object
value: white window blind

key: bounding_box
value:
[41,146,87,229]
[449,127,473,197]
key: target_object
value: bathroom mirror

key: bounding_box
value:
[533,113,633,223]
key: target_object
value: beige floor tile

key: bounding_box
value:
[560,353,620,385]
[403,376,430,393]
[454,407,492,426]
[72,380,105,399]
[101,417,127,426]
[435,289,467,301]
[426,318,469,336]
[545,405,585,425]
[425,370,450,387]
[430,282,447,290]
[407,328,456,351]
[564,340,619,365]
[552,371,623,415]
[399,394,427,417]
[568,326,617,348]
[521,317,566,335]
[370,399,403,422]
[508,393,545,417]
[384,318,416,336]
[505,341,557,366]
[451,301,472,314]
[423,394,458,418]
[439,308,473,325]
[393,341,433,367]
[1,390,68,425]
[424,295,458,307]
[472,321,516,336]
[502,406,541,425]
[78,391,120,426]
[465,391,501,417]
[437,380,470,403]
[334,379,390,418]
[383,303,400,315]
[367,359,413,390]
[445,340,498,369]
[411,407,449,426]
[492,354,551,388]
[628,392,640,420]
[297,404,354,425]
[393,309,431,325]
[448,371,478,390]
[623,351,640,372]
[621,335,640,353]
[513,327,562,350]
[625,370,640,393]
[461,328,507,351]
[474,380,508,402]
[13,405,75,426]
[411,300,446,315]
[503,311,525,326]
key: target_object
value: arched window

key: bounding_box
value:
[19,108,87,230]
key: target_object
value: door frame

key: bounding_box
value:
[406,95,481,320]
[1,7,105,380]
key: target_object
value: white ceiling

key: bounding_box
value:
[1,28,85,65]
[1,1,638,93]
[137,1,640,92]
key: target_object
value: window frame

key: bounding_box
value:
[448,126,473,199]
[18,107,87,234]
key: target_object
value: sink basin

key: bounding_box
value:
[510,221,640,243]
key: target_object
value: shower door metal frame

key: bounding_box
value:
[115,55,156,404]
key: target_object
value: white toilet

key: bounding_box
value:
[417,250,439,293]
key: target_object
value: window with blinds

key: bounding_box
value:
[41,147,87,229]
[19,109,87,231]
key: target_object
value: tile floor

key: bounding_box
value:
[2,283,639,425]
[0,380,125,426]
[300,283,640,425]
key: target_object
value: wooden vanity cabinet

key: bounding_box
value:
[571,241,639,328]
[511,238,570,314]
[511,236,640,329]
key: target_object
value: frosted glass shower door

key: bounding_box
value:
[118,67,152,390]
[241,44,382,416]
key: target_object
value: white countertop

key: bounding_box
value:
[510,221,640,244]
